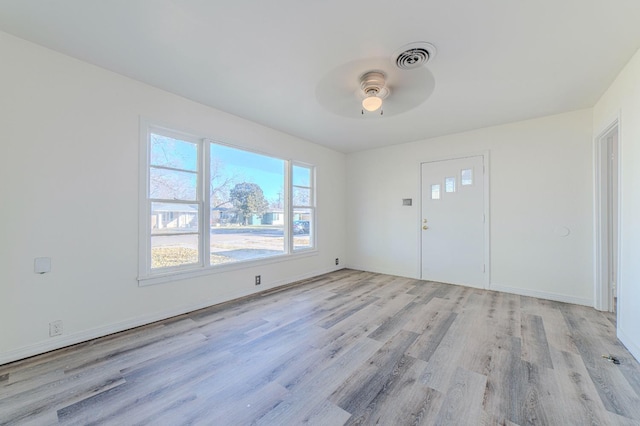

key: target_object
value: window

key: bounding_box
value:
[148,132,201,270]
[140,124,316,282]
[209,144,286,266]
[431,184,441,200]
[461,168,473,186]
[445,177,456,193]
[292,164,314,250]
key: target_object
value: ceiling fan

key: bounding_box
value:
[316,42,437,119]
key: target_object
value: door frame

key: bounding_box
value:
[594,118,621,312]
[419,151,491,289]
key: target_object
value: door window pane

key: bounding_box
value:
[461,169,473,186]
[445,177,456,193]
[431,184,441,200]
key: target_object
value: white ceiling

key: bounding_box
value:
[1,1,639,153]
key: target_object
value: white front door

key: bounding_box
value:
[421,155,486,288]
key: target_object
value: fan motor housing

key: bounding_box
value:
[360,71,385,92]
[359,71,390,100]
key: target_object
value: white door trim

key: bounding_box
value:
[594,118,621,312]
[418,151,490,289]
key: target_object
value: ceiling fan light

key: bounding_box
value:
[362,95,383,112]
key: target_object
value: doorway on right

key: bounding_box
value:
[596,122,619,313]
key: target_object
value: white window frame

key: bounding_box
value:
[291,162,316,251]
[138,120,317,286]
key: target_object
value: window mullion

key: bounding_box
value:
[285,160,292,254]
[149,198,198,204]
[152,232,199,237]
[149,164,198,174]
[140,123,152,277]
[141,125,313,283]
[202,140,211,267]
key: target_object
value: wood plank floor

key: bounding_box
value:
[2,269,640,425]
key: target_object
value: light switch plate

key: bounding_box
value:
[34,257,51,274]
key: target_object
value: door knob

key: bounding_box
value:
[422,225,429,230]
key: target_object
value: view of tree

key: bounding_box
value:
[210,157,238,209]
[269,189,284,210]
[293,187,311,206]
[150,135,198,201]
[229,182,269,225]
[150,135,279,227]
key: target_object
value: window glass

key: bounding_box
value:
[151,202,199,235]
[150,203,200,269]
[149,168,197,200]
[150,134,197,171]
[142,126,316,280]
[210,144,286,265]
[148,132,200,271]
[445,177,456,193]
[431,184,441,200]
[461,169,473,185]
[151,235,199,269]
[292,164,314,251]
[293,187,311,206]
[293,208,312,250]
[292,164,311,187]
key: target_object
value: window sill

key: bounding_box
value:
[138,249,318,287]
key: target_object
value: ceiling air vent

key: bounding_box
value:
[393,42,437,70]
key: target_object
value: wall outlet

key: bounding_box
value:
[335,258,339,265]
[49,320,63,337]
[255,275,261,285]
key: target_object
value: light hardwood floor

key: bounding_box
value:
[2,269,640,425]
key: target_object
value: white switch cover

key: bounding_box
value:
[34,257,51,274]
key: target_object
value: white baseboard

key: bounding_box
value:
[618,326,640,364]
[489,283,593,307]
[348,266,590,305]
[346,264,418,280]
[0,265,342,366]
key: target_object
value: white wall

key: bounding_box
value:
[0,32,347,364]
[593,48,640,361]
[347,109,594,305]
